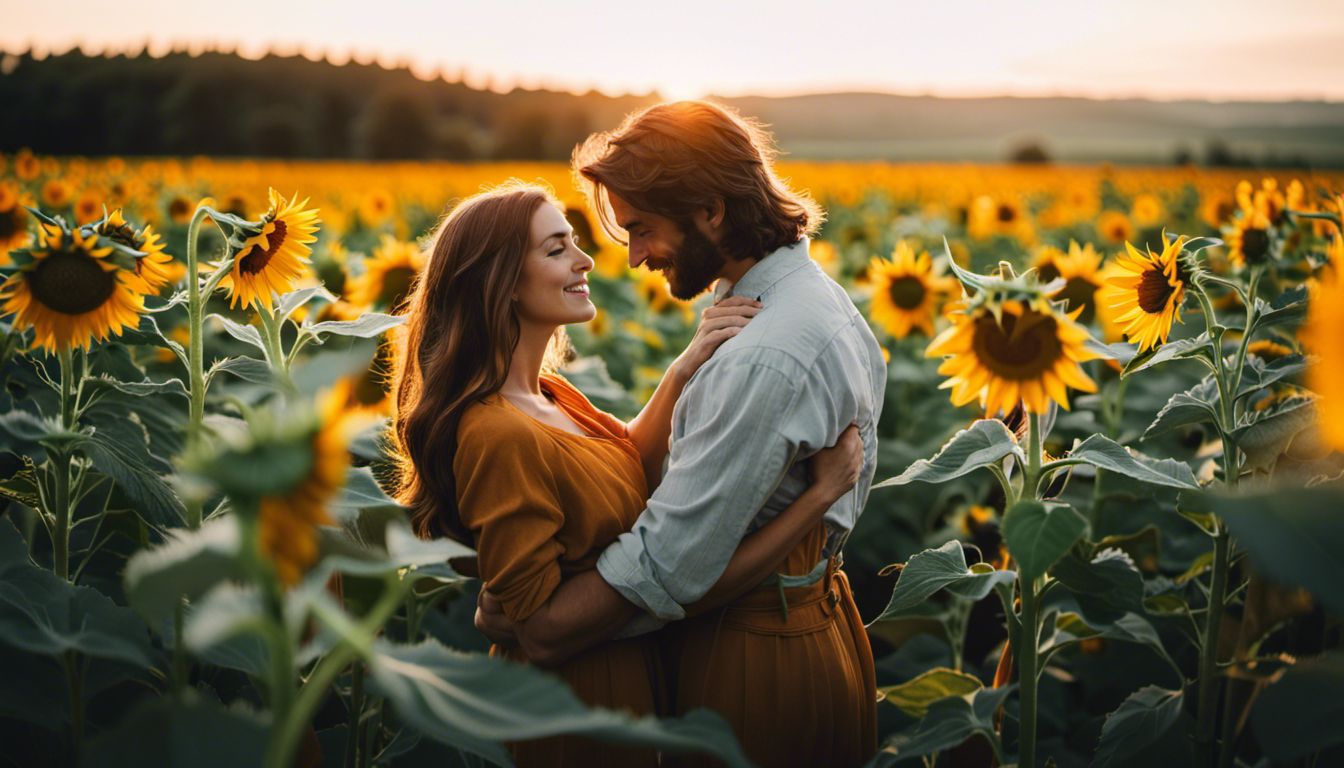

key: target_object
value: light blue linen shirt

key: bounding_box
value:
[596,236,887,624]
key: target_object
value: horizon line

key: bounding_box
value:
[5,40,1344,106]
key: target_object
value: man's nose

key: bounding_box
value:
[628,242,648,270]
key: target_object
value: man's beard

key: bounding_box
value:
[659,220,727,300]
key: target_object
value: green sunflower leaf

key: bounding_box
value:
[1003,500,1088,583]
[874,419,1021,488]
[1065,433,1200,489]
[368,638,752,768]
[873,540,1016,622]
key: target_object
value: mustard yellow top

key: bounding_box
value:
[453,373,648,623]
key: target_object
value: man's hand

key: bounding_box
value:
[474,585,519,648]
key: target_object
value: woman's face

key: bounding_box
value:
[514,203,596,327]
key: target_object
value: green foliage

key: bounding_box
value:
[1002,500,1088,582]
[874,540,1016,622]
[878,667,984,718]
[874,419,1022,488]
[1092,686,1188,767]
[1206,486,1344,614]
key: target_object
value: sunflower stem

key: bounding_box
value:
[51,346,76,581]
[256,305,296,395]
[184,205,213,529]
[1025,411,1043,503]
[1196,525,1232,766]
[1017,572,1042,768]
[267,572,405,768]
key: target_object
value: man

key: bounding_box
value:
[476,101,886,767]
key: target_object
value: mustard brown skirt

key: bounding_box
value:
[665,562,878,768]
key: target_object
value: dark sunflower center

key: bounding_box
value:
[971,309,1063,380]
[378,266,416,309]
[1137,268,1176,314]
[239,220,288,276]
[169,198,191,219]
[28,249,117,315]
[1058,277,1098,324]
[0,208,21,239]
[888,276,927,310]
[997,204,1018,223]
[1037,263,1061,283]
[1240,228,1270,262]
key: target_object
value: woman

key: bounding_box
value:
[389,181,862,766]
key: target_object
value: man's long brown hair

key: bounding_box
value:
[573,100,824,262]
[388,181,568,542]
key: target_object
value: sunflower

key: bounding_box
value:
[41,179,72,210]
[968,195,1034,244]
[167,195,194,225]
[810,239,841,278]
[95,208,177,294]
[15,149,40,181]
[258,381,378,586]
[1225,181,1276,268]
[926,293,1101,416]
[1247,339,1294,361]
[212,188,320,311]
[359,189,394,226]
[867,240,957,338]
[345,234,424,311]
[1238,179,1287,227]
[0,182,32,265]
[0,222,147,353]
[1097,210,1134,245]
[1030,246,1066,283]
[1047,241,1106,325]
[1130,193,1165,228]
[1099,234,1189,352]
[1200,192,1237,230]
[74,191,102,225]
[1302,267,1344,451]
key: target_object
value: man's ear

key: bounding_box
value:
[705,198,726,231]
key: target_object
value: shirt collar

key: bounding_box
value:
[712,236,812,302]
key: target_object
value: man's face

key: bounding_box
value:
[609,194,725,300]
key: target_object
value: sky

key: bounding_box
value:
[4,0,1342,101]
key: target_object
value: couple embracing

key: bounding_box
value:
[389,101,886,767]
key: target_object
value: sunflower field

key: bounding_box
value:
[2,150,1343,768]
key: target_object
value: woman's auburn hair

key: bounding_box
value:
[388,180,571,542]
[572,99,824,262]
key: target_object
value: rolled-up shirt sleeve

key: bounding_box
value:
[596,349,814,620]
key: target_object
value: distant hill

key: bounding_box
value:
[2,49,1341,166]
[722,93,1344,165]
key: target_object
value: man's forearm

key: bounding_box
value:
[682,485,835,618]
[515,569,640,668]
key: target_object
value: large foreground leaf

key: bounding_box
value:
[123,516,246,622]
[83,693,269,768]
[874,420,1020,488]
[1206,487,1344,615]
[368,638,751,767]
[1251,651,1344,760]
